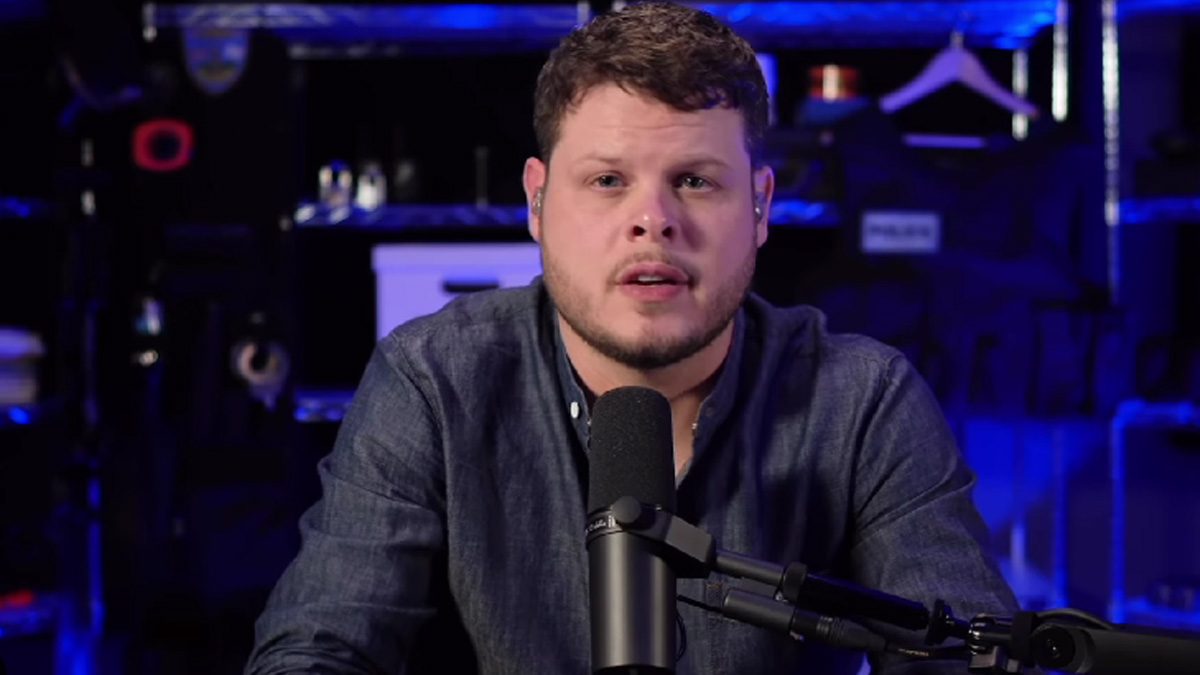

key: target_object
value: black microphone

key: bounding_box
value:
[586,386,677,675]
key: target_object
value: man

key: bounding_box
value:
[247,3,1020,673]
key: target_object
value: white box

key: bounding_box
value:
[371,243,543,340]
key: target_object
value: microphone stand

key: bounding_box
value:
[594,496,1200,675]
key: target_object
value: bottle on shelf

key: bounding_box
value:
[0,326,44,412]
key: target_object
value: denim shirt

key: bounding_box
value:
[247,278,1018,675]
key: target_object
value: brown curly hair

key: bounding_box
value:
[533,1,769,168]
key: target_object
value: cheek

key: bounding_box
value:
[544,223,606,275]
[708,220,756,260]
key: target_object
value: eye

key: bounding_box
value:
[678,174,712,190]
[592,174,623,189]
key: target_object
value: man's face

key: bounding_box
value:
[523,83,773,371]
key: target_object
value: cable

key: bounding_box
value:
[889,645,972,660]
[676,610,687,661]
[676,590,720,612]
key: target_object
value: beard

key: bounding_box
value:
[542,241,756,371]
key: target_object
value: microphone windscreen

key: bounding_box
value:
[587,386,676,515]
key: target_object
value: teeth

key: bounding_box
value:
[636,275,668,283]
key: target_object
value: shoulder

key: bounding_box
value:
[376,280,552,382]
[744,293,905,383]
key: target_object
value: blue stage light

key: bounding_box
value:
[0,197,46,220]
[147,2,1066,50]
[7,406,31,425]
[1119,0,1200,18]
[1121,197,1200,225]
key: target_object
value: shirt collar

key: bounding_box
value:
[551,309,594,450]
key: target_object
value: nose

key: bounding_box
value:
[625,189,678,243]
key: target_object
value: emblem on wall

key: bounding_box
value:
[182,27,250,96]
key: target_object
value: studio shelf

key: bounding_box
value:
[1121,196,1200,226]
[0,197,52,222]
[294,388,354,424]
[0,590,58,640]
[293,199,840,229]
[144,1,1064,52]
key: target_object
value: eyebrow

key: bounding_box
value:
[574,154,623,166]
[676,157,734,173]
[573,154,733,172]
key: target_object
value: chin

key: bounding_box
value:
[626,315,696,339]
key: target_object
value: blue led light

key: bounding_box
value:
[294,389,355,424]
[688,1,1058,47]
[1119,0,1200,18]
[439,5,502,30]
[0,196,50,220]
[770,199,841,227]
[1,198,30,218]
[149,2,1061,49]
[151,4,583,48]
[1120,196,1200,225]
[7,406,32,425]
[293,199,837,229]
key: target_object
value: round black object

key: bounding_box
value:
[1032,625,1078,669]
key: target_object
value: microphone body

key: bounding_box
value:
[586,387,679,675]
[588,517,676,674]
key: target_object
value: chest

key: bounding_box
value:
[436,411,855,674]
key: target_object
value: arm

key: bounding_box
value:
[245,339,446,674]
[850,354,1020,675]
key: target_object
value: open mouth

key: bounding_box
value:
[618,263,690,288]
[626,275,682,286]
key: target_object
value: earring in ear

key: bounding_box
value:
[532,187,544,216]
[754,204,763,221]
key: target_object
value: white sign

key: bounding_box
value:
[861,211,941,254]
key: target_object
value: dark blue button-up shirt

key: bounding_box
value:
[246,278,1018,674]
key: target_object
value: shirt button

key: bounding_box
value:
[570,401,580,419]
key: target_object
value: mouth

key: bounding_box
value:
[617,263,691,288]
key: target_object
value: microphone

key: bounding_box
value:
[586,386,678,675]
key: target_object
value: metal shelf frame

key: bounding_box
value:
[143,2,1064,50]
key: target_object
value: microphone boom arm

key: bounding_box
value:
[592,496,1200,675]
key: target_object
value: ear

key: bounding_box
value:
[752,164,775,248]
[523,157,548,242]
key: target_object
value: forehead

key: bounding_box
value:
[553,83,750,169]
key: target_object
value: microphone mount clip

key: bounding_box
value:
[587,495,714,579]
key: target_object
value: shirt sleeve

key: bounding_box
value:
[849,354,1023,675]
[245,338,446,675]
